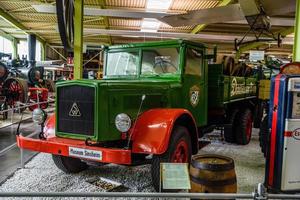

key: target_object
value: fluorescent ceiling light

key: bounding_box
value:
[141,0,173,32]
[146,0,172,10]
[141,18,160,32]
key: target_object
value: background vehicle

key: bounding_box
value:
[17,40,262,191]
[0,59,53,113]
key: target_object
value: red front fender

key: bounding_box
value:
[131,109,198,155]
[44,110,198,155]
[44,113,55,137]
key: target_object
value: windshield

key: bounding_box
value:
[141,48,179,75]
[106,51,139,76]
[105,47,180,77]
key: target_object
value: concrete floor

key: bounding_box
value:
[0,119,39,184]
[0,128,266,198]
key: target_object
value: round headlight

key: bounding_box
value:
[32,108,46,125]
[115,113,131,132]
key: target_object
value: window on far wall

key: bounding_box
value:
[18,40,42,61]
[0,36,13,60]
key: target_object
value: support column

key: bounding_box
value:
[41,42,46,61]
[293,0,300,61]
[12,38,18,59]
[74,0,84,79]
[28,34,36,67]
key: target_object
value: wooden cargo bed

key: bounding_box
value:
[208,64,257,109]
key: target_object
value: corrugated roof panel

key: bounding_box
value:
[0,19,13,27]
[161,28,192,32]
[105,0,146,8]
[109,18,142,27]
[84,16,106,25]
[22,22,56,30]
[0,28,23,34]
[159,22,194,32]
[170,0,220,11]
[12,13,57,23]
[0,1,36,12]
[84,0,103,6]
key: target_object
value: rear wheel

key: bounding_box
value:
[2,78,28,112]
[235,109,253,145]
[224,109,239,143]
[52,155,88,173]
[151,125,192,192]
[259,115,269,157]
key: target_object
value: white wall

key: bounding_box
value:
[0,36,13,58]
[17,40,42,61]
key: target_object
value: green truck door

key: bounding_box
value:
[182,47,206,126]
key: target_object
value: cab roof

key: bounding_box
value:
[106,39,207,50]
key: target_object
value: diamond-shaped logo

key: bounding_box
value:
[69,102,81,117]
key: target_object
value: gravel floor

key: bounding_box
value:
[0,129,265,199]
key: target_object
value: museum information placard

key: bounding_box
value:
[161,163,191,190]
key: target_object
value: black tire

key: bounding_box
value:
[52,155,88,173]
[151,125,192,192]
[259,115,269,157]
[224,109,239,143]
[253,101,264,128]
[56,0,74,52]
[235,109,253,145]
[224,56,235,76]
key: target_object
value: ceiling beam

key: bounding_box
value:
[191,0,233,34]
[32,5,171,18]
[31,5,294,27]
[0,7,45,43]
[235,27,294,58]
[0,29,16,41]
[82,28,294,44]
[224,17,295,27]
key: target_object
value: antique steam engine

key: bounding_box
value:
[0,35,53,119]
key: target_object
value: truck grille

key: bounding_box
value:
[57,85,95,136]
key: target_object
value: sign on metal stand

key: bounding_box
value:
[249,50,265,62]
[160,163,191,191]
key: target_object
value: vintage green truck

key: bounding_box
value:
[17,40,259,191]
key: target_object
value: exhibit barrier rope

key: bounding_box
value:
[0,190,299,199]
[0,99,55,167]
[0,99,55,114]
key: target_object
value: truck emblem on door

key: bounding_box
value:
[69,102,81,117]
[292,128,300,140]
[190,85,200,107]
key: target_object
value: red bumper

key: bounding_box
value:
[16,136,132,165]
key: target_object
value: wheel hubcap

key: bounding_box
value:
[171,140,188,163]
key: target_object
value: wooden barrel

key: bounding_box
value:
[190,154,237,194]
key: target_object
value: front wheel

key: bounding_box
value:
[235,109,253,145]
[52,155,88,173]
[151,125,192,192]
